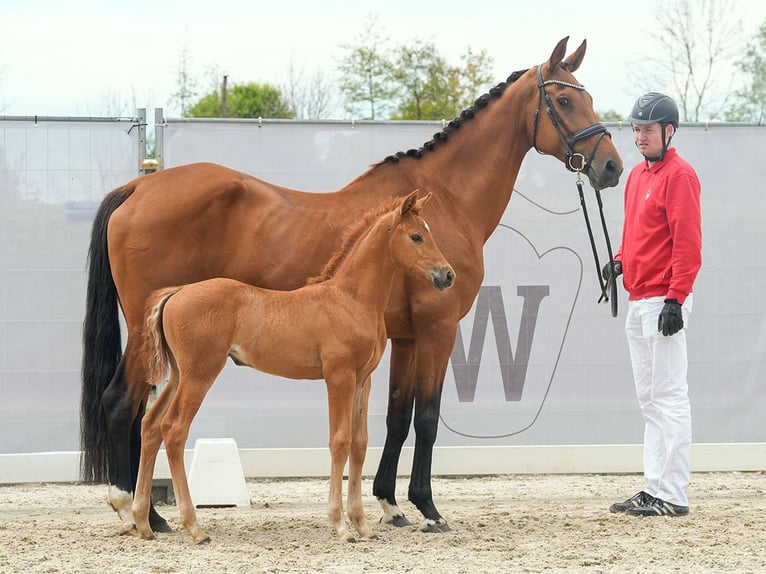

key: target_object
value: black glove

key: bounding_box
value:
[601,260,622,282]
[658,298,683,336]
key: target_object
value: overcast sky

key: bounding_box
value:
[1,0,765,118]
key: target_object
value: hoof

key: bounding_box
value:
[385,515,412,528]
[194,536,212,545]
[136,528,155,541]
[118,524,138,536]
[150,518,173,533]
[420,519,451,533]
[149,505,172,533]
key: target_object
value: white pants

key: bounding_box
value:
[625,295,693,507]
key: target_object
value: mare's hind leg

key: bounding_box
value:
[373,339,416,528]
[325,368,357,542]
[133,375,178,540]
[102,343,171,534]
[347,376,375,540]
[101,356,147,534]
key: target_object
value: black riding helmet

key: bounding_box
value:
[628,92,679,161]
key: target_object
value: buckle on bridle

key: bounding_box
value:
[568,153,587,173]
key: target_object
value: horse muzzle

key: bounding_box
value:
[431,266,455,291]
[586,152,624,191]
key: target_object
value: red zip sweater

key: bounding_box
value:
[615,147,702,305]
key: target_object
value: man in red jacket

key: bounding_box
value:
[604,92,702,517]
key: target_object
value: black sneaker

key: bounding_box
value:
[609,491,655,513]
[626,497,689,517]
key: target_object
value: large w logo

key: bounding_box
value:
[450,285,550,402]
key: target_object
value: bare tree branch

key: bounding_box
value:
[629,0,744,121]
[282,59,338,119]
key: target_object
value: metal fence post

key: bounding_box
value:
[154,108,164,171]
[137,108,147,175]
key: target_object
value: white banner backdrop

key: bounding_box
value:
[158,119,766,450]
[0,117,140,455]
[1,116,764,465]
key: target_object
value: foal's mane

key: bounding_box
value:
[307,196,404,284]
[378,68,529,164]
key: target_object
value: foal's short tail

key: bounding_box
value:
[142,287,182,386]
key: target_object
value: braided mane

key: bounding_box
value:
[310,67,531,282]
[307,196,403,284]
[379,68,529,164]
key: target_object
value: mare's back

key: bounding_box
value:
[108,163,380,318]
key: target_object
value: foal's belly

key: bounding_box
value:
[229,344,324,381]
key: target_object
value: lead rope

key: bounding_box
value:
[575,169,618,317]
[594,184,619,317]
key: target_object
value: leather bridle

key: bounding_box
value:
[532,63,619,317]
[532,63,610,173]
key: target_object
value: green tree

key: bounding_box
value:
[725,19,766,123]
[337,15,396,119]
[390,42,494,120]
[597,110,625,122]
[187,81,295,118]
[460,47,495,105]
[389,40,447,120]
[337,16,493,121]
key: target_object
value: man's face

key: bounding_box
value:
[632,122,673,159]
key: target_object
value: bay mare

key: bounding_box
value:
[133,191,453,544]
[80,36,623,534]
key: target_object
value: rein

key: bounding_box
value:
[532,64,618,317]
[575,170,618,317]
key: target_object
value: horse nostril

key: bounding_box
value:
[447,269,454,285]
[607,158,624,177]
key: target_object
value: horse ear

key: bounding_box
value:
[414,191,432,212]
[400,189,420,216]
[547,36,569,72]
[563,39,587,73]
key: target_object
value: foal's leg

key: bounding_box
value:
[347,376,375,539]
[325,369,357,542]
[161,372,215,545]
[133,375,177,540]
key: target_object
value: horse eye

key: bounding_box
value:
[558,96,570,106]
[410,233,423,243]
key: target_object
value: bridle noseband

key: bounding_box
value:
[531,63,618,317]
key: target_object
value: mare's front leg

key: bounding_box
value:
[347,376,375,540]
[373,338,416,527]
[325,368,357,542]
[408,325,457,533]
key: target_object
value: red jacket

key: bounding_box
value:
[615,147,702,304]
